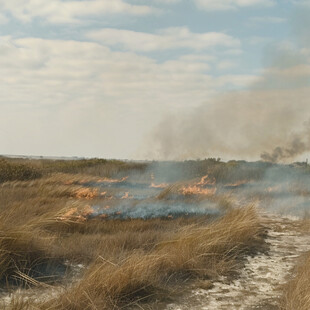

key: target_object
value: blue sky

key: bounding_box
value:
[0,0,309,160]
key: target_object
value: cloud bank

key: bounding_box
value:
[0,35,253,158]
[194,0,275,11]
[0,0,156,24]
[87,27,240,52]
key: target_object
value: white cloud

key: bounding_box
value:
[87,27,240,52]
[194,0,275,11]
[0,0,156,24]
[0,36,253,158]
[217,74,259,87]
[179,54,216,62]
[0,36,218,107]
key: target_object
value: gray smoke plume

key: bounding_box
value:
[260,135,309,163]
[145,7,310,163]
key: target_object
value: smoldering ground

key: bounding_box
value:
[144,7,310,163]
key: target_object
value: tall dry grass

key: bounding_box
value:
[281,251,310,310]
[34,206,264,310]
[279,217,310,310]
[1,157,147,180]
[0,159,41,183]
[0,162,267,309]
[0,176,214,281]
[0,209,65,286]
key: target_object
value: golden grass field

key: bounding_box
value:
[0,157,309,309]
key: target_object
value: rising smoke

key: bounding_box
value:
[260,129,310,163]
[146,7,310,163]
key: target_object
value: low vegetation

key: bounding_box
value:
[0,157,147,183]
[1,157,309,309]
[279,218,310,310]
[0,159,42,183]
[0,157,267,309]
[281,251,310,310]
[33,206,262,310]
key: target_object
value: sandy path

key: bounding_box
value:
[167,214,310,310]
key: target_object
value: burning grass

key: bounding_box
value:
[157,175,217,199]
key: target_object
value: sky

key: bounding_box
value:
[0,0,309,160]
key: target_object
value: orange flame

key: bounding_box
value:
[121,192,133,199]
[181,175,217,196]
[62,207,78,219]
[266,186,280,193]
[64,180,75,185]
[97,176,128,183]
[197,174,216,186]
[150,182,169,189]
[59,205,94,222]
[81,205,94,217]
[75,188,98,200]
[181,186,217,196]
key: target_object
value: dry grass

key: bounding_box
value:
[298,218,310,232]
[32,206,264,310]
[281,251,310,310]
[0,176,214,278]
[0,208,65,286]
[0,159,41,183]
[0,161,268,309]
[1,157,147,180]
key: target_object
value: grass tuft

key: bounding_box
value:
[281,251,310,310]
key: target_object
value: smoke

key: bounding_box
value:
[91,200,220,219]
[87,162,310,219]
[148,88,310,162]
[260,126,310,163]
[145,7,310,163]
